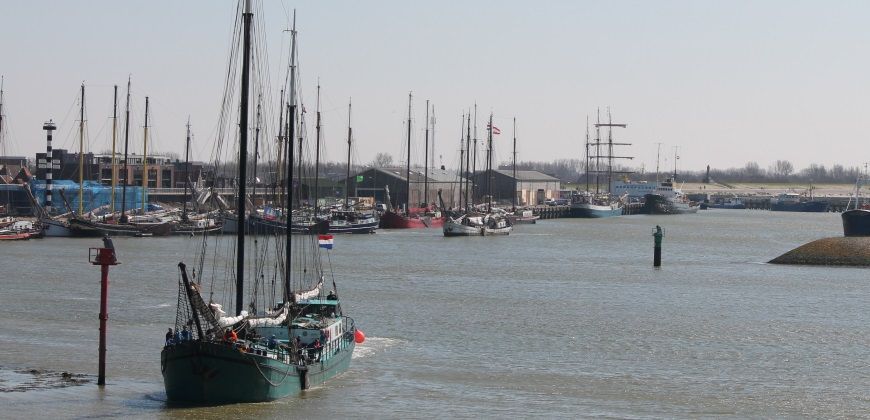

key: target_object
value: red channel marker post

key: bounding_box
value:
[89,244,119,386]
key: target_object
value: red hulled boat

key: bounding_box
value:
[379,93,444,229]
[379,207,444,229]
[0,231,32,240]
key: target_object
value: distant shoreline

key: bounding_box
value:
[562,182,860,196]
[679,182,856,196]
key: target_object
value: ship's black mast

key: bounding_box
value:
[471,104,478,204]
[512,117,517,212]
[404,92,412,214]
[182,117,191,221]
[594,109,601,194]
[486,113,493,213]
[296,107,303,209]
[110,85,118,214]
[344,99,352,208]
[607,110,614,191]
[464,113,471,210]
[592,109,630,194]
[252,97,261,211]
[423,100,429,208]
[77,84,85,216]
[283,12,297,304]
[235,0,253,316]
[314,84,322,215]
[284,102,291,205]
[120,77,131,223]
[584,116,590,193]
[142,96,149,216]
[458,113,464,212]
[275,88,284,201]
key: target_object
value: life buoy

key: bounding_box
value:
[322,329,331,340]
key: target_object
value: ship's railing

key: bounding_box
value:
[224,338,295,364]
[314,316,355,364]
[162,333,294,362]
[165,322,354,366]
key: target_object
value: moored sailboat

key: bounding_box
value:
[444,113,512,236]
[327,98,378,234]
[380,93,444,229]
[169,119,222,235]
[571,110,630,218]
[443,210,512,236]
[69,90,171,236]
[571,190,625,217]
[504,118,539,224]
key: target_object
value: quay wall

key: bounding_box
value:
[691,194,856,212]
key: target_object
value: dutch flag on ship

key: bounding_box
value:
[318,234,334,250]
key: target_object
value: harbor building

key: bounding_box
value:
[0,156,29,184]
[0,156,34,215]
[34,149,207,189]
[471,169,561,206]
[349,167,467,210]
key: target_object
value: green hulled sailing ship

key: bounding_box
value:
[161,270,357,403]
[161,0,359,404]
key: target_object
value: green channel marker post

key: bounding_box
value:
[653,225,664,267]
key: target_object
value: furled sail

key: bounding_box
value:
[209,303,249,327]
[218,311,249,327]
[293,280,323,302]
[247,306,288,327]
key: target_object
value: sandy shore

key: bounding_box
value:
[769,236,870,266]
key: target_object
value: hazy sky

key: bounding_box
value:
[2,0,869,174]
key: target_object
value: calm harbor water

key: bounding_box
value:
[2,210,868,418]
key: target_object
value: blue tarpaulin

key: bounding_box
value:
[30,180,148,214]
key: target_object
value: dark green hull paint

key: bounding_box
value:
[161,339,354,404]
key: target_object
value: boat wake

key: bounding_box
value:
[144,392,168,403]
[352,337,404,359]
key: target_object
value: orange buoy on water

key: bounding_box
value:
[354,329,365,344]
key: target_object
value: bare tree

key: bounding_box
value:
[370,152,394,168]
[830,164,845,181]
[743,161,763,179]
[801,163,827,181]
[771,160,794,179]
